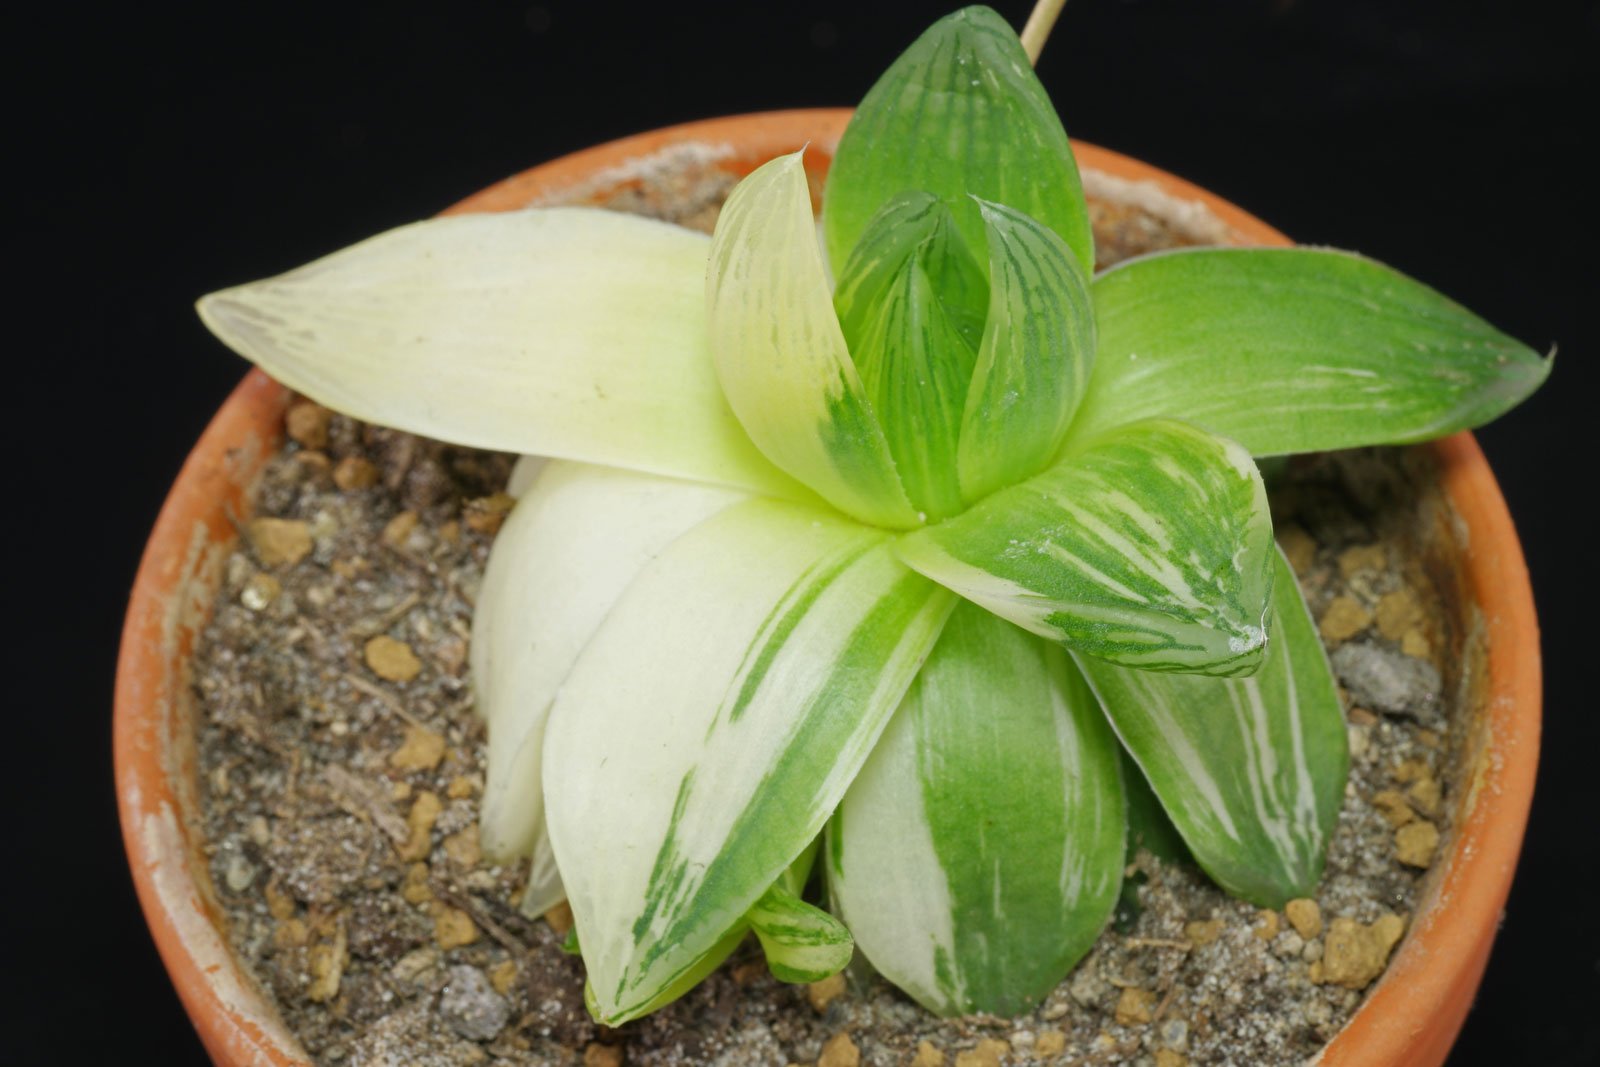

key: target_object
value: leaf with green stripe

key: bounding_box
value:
[707,152,920,528]
[828,602,1124,1016]
[956,199,1096,504]
[824,5,1093,278]
[747,883,854,984]
[833,192,987,520]
[196,208,811,502]
[542,499,954,1023]
[897,418,1275,676]
[471,461,744,872]
[1065,247,1551,457]
[1075,550,1348,906]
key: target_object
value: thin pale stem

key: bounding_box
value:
[1020,0,1068,66]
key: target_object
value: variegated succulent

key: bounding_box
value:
[196,6,1548,1025]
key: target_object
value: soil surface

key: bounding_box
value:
[194,159,1460,1066]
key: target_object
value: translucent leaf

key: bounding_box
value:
[825,5,1093,277]
[1067,247,1552,456]
[829,603,1124,1016]
[898,418,1275,676]
[747,883,854,984]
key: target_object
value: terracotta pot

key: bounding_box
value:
[115,109,1539,1067]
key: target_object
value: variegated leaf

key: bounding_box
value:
[471,461,745,865]
[825,5,1093,276]
[197,208,811,501]
[1066,247,1551,456]
[543,499,954,1023]
[956,200,1096,503]
[829,602,1124,1016]
[707,152,920,528]
[834,193,986,520]
[897,419,1275,676]
[1075,550,1348,906]
[747,883,854,984]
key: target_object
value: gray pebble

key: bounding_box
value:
[1330,643,1441,720]
[1159,1018,1189,1051]
[437,965,509,1042]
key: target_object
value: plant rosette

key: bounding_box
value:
[118,7,1545,1066]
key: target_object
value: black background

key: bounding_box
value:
[12,1,1595,1063]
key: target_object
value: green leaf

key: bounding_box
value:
[956,199,1096,503]
[825,5,1093,278]
[1121,749,1193,867]
[828,602,1124,1016]
[1075,550,1349,906]
[833,193,986,520]
[196,208,812,502]
[707,152,921,528]
[1066,247,1552,456]
[472,461,745,873]
[897,418,1275,676]
[542,499,954,1023]
[747,883,854,984]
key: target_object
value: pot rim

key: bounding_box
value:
[115,107,1540,1067]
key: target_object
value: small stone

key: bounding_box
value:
[433,904,480,950]
[1303,939,1324,963]
[446,775,478,799]
[391,779,413,801]
[954,1039,1008,1067]
[1036,1030,1066,1057]
[1253,910,1281,941]
[1285,899,1323,939]
[1407,777,1443,817]
[1157,1018,1188,1052]
[1347,724,1370,761]
[1330,643,1441,720]
[1318,914,1406,989]
[223,853,256,892]
[1395,820,1440,868]
[544,900,575,936]
[1348,706,1379,726]
[439,520,461,544]
[1183,919,1224,946]
[240,572,281,611]
[1337,544,1386,579]
[912,1040,947,1067]
[1009,1031,1035,1052]
[438,964,510,1041]
[583,1043,624,1067]
[1371,789,1415,827]
[818,1031,860,1067]
[399,791,442,862]
[464,493,517,535]
[264,879,297,920]
[1319,596,1373,643]
[366,635,423,683]
[306,922,348,1003]
[1275,523,1317,575]
[807,973,847,1012]
[1115,987,1157,1026]
[731,960,766,986]
[488,959,519,995]
[1393,758,1432,784]
[333,455,380,491]
[1154,1051,1188,1067]
[286,401,333,448]
[400,863,433,904]
[1375,589,1423,641]
[391,946,439,983]
[391,724,446,772]
[443,827,481,869]
[246,815,272,847]
[1401,630,1432,659]
[1273,930,1305,958]
[273,917,308,949]
[247,517,313,567]
[382,510,420,547]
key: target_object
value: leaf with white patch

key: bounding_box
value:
[543,499,954,1024]
[197,208,811,501]
[1076,550,1348,906]
[1066,248,1551,456]
[825,5,1093,276]
[707,152,920,528]
[747,883,854,984]
[829,602,1124,1016]
[956,199,1096,503]
[897,418,1275,676]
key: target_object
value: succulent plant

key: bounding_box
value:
[196,5,1547,1025]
